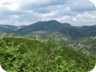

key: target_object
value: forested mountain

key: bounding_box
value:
[0,20,96,38]
[0,25,17,33]
[16,20,71,35]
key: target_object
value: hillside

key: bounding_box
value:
[0,25,17,34]
[0,37,95,72]
[16,20,71,36]
[68,36,96,57]
[0,20,96,38]
[16,20,96,38]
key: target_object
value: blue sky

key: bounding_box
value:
[0,0,96,26]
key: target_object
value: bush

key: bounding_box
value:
[0,37,95,72]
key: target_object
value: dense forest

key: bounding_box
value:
[0,36,95,72]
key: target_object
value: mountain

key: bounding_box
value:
[0,25,17,34]
[16,20,96,38]
[0,20,96,38]
[16,20,71,35]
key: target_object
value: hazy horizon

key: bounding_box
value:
[0,20,96,27]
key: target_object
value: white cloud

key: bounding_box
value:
[72,17,77,22]
[76,12,96,21]
[40,11,57,17]
[0,0,20,10]
[90,0,96,7]
[57,16,70,21]
[71,12,96,26]
[0,0,96,26]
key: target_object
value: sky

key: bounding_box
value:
[0,0,96,26]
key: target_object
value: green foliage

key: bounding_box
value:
[0,37,95,72]
[70,36,96,57]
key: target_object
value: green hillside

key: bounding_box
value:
[68,36,96,58]
[16,20,96,38]
[0,37,95,72]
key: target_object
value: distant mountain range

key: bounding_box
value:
[0,20,96,38]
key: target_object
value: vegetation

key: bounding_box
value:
[68,36,96,57]
[1,20,96,38]
[0,36,95,72]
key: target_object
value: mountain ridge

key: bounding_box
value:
[0,20,96,38]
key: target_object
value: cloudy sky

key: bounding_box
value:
[0,0,96,26]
